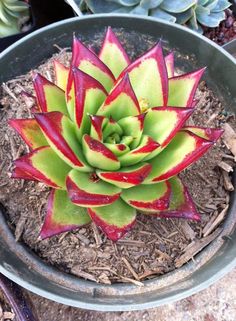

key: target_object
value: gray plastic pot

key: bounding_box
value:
[0,15,235,312]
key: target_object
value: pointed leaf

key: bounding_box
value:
[88,198,136,241]
[165,52,174,78]
[155,176,200,221]
[66,169,121,207]
[72,36,115,92]
[118,113,146,149]
[143,107,193,160]
[90,115,108,141]
[9,118,48,149]
[66,67,107,136]
[168,68,205,107]
[53,60,69,91]
[99,27,130,79]
[13,146,70,188]
[119,135,160,166]
[118,42,168,108]
[145,130,213,183]
[35,112,92,171]
[97,162,152,189]
[82,134,120,170]
[97,73,140,120]
[12,166,38,181]
[33,73,68,115]
[183,126,223,142]
[40,189,91,239]
[121,181,170,213]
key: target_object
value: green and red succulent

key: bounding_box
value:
[9,28,223,241]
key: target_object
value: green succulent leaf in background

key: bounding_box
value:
[10,28,223,241]
[73,0,231,33]
[0,0,29,37]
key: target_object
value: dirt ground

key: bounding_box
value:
[29,267,236,321]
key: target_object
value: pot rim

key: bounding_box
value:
[0,14,236,311]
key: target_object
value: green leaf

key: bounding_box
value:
[66,169,121,207]
[39,189,91,239]
[88,198,136,241]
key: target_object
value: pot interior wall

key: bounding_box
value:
[0,15,236,311]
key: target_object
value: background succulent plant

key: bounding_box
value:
[0,0,29,37]
[73,0,231,33]
[9,28,222,241]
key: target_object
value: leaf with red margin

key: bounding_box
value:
[153,176,200,221]
[99,27,130,79]
[118,113,146,149]
[121,181,170,213]
[145,130,213,183]
[97,74,140,121]
[33,73,68,115]
[13,146,70,188]
[143,107,193,160]
[39,189,91,240]
[35,112,92,172]
[9,118,48,149]
[66,67,107,136]
[118,42,168,108]
[88,198,136,241]
[90,115,108,141]
[183,126,224,142]
[72,36,115,92]
[104,143,130,157]
[167,68,205,107]
[53,60,69,91]
[66,169,121,207]
[97,162,152,189]
[165,52,174,78]
[119,135,160,166]
[82,134,120,171]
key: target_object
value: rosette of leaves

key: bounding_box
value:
[0,0,29,37]
[80,0,231,33]
[9,28,223,241]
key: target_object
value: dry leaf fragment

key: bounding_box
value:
[223,123,236,161]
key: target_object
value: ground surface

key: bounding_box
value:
[29,267,236,321]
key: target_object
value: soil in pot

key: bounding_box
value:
[0,29,235,285]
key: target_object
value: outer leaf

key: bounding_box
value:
[119,135,160,166]
[145,129,213,183]
[168,68,205,107]
[183,126,224,142]
[165,52,174,78]
[66,169,121,207]
[35,112,92,172]
[13,146,70,189]
[118,42,168,108]
[66,67,107,135]
[39,189,91,239]
[118,113,146,149]
[160,0,197,13]
[82,134,120,170]
[9,118,48,149]
[88,198,136,241]
[72,36,115,92]
[143,107,193,157]
[99,26,130,78]
[53,60,69,91]
[97,73,140,121]
[97,162,152,188]
[155,176,200,221]
[33,73,68,115]
[121,181,170,213]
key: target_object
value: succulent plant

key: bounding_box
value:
[79,0,231,33]
[9,28,223,241]
[0,0,29,38]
